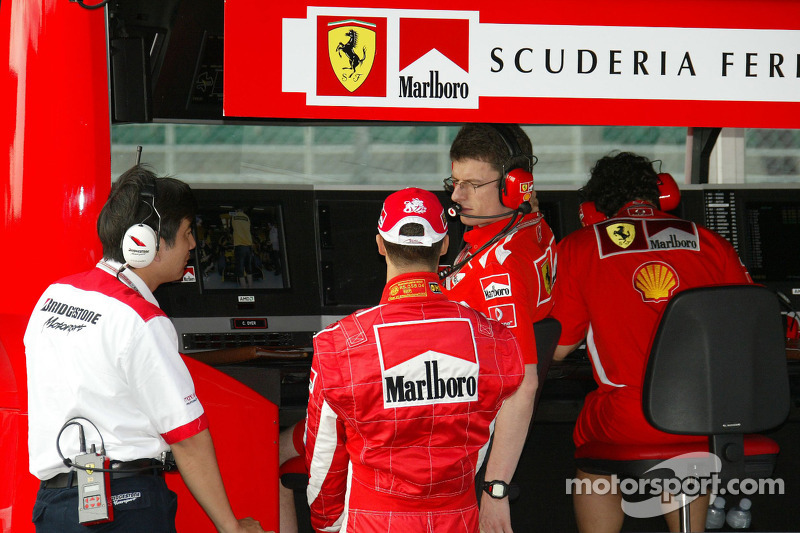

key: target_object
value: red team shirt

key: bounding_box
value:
[550,202,752,448]
[443,213,556,364]
[305,272,524,533]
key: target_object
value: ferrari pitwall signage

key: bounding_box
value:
[224,1,800,127]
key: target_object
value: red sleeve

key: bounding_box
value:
[305,331,351,532]
[549,235,591,347]
[161,414,209,445]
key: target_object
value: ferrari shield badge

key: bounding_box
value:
[606,223,636,249]
[328,21,376,92]
[540,260,552,295]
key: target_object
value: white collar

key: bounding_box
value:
[97,260,160,308]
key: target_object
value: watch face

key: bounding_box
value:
[485,481,509,498]
[491,483,506,498]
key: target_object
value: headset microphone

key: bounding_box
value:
[449,202,528,220]
[516,202,533,215]
[447,203,462,218]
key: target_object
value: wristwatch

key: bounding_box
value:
[482,480,510,499]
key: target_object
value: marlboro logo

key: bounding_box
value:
[377,319,479,408]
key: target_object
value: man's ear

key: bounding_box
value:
[376,234,387,257]
[439,234,449,257]
[151,237,166,263]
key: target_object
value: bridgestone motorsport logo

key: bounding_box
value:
[39,298,102,334]
[377,319,479,408]
[125,234,150,258]
[480,273,512,301]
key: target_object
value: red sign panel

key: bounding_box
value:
[224,1,800,127]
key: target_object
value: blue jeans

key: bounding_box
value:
[32,475,177,532]
[234,245,254,277]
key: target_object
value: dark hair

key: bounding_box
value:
[582,152,660,217]
[449,123,533,175]
[98,165,197,262]
[382,223,444,271]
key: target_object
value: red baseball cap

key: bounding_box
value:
[378,188,447,247]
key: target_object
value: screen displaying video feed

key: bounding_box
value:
[743,200,800,283]
[195,203,289,290]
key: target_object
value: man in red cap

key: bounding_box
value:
[301,187,524,532]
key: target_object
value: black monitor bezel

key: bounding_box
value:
[154,187,321,318]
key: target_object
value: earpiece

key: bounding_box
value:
[503,168,534,212]
[490,124,537,211]
[578,201,607,227]
[121,178,160,268]
[122,224,158,267]
[578,172,681,226]
[657,173,680,212]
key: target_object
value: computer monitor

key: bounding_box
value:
[315,189,463,317]
[535,188,583,241]
[195,203,288,291]
[700,186,800,309]
[153,187,321,352]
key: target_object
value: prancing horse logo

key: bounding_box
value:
[607,223,636,249]
[328,21,376,93]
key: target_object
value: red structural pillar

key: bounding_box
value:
[1,4,279,531]
[1,1,110,530]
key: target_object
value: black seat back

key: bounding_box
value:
[644,284,790,436]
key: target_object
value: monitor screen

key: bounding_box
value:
[535,188,583,241]
[196,203,289,290]
[315,189,465,315]
[743,201,800,284]
[700,187,800,310]
[153,187,320,322]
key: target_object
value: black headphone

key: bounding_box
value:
[490,123,537,214]
[120,178,161,268]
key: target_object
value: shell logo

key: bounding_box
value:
[632,261,679,302]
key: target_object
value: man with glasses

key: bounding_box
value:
[441,123,556,533]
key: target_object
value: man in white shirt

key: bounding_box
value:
[25,166,265,533]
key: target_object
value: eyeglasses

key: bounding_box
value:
[443,176,502,194]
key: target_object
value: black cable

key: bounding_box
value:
[56,417,167,474]
[438,209,525,280]
[57,417,105,464]
[73,0,109,10]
